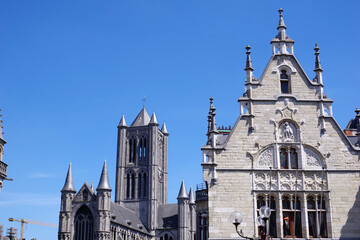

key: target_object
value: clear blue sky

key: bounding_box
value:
[0,1,359,239]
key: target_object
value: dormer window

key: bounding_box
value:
[280,70,290,94]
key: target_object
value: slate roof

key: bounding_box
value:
[131,106,151,127]
[157,203,178,229]
[110,202,150,235]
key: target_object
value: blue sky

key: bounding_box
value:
[0,1,359,239]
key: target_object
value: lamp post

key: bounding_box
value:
[230,211,254,240]
[259,206,271,240]
[230,207,271,240]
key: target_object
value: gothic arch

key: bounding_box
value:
[125,170,136,199]
[302,145,325,168]
[160,232,174,240]
[74,205,94,240]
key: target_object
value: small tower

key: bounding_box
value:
[58,164,76,240]
[177,179,190,240]
[95,161,112,240]
[189,186,196,240]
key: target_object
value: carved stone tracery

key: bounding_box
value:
[258,148,273,167]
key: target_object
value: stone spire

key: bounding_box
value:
[149,112,158,125]
[245,45,254,84]
[189,185,195,204]
[207,97,218,147]
[313,43,324,85]
[61,164,76,193]
[277,8,286,30]
[97,160,112,191]
[271,9,294,55]
[118,114,127,128]
[161,122,169,135]
[177,179,189,199]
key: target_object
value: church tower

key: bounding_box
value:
[114,106,169,234]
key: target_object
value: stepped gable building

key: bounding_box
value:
[58,107,196,240]
[0,110,8,194]
[200,9,360,240]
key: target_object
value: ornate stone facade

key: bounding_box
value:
[201,9,360,240]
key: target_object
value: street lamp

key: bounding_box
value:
[259,206,271,240]
[230,211,254,240]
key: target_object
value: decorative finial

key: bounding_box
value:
[355,108,360,116]
[314,43,323,71]
[245,45,254,71]
[277,8,286,29]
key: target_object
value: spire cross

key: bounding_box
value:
[142,95,147,106]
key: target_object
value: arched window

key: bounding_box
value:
[126,171,136,199]
[282,195,301,238]
[280,70,290,94]
[160,233,174,240]
[138,172,142,198]
[279,147,298,169]
[137,171,147,198]
[82,189,88,201]
[126,173,130,199]
[74,205,94,240]
[131,173,135,199]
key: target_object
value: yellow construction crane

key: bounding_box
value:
[8,218,58,239]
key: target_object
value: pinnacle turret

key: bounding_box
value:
[189,185,195,204]
[314,44,323,72]
[161,122,168,134]
[244,45,254,71]
[149,112,158,125]
[61,164,76,193]
[97,160,111,191]
[177,179,189,199]
[118,114,127,127]
[271,9,294,55]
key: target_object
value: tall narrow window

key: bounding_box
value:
[280,148,288,169]
[132,139,137,163]
[307,195,327,238]
[131,173,135,199]
[129,139,133,163]
[280,70,290,94]
[143,138,147,161]
[257,195,277,237]
[290,148,298,169]
[139,139,143,160]
[138,172,142,198]
[74,205,94,240]
[126,173,130,199]
[282,195,302,238]
[142,172,147,197]
[280,147,298,169]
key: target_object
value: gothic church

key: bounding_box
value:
[58,107,196,240]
